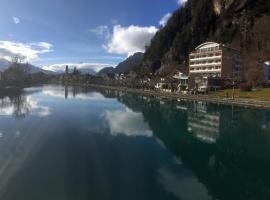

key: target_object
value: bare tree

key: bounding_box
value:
[243,16,270,87]
[2,56,29,87]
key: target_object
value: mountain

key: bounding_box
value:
[142,0,270,76]
[42,63,113,75]
[98,67,115,75]
[0,59,11,72]
[113,52,144,74]
[98,52,144,75]
[78,68,97,75]
[0,58,55,75]
[26,64,56,75]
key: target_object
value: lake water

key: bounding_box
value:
[0,85,270,200]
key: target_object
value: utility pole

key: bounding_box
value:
[232,63,235,99]
[232,79,235,99]
[65,65,69,75]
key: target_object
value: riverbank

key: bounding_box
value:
[210,88,270,100]
[88,84,270,110]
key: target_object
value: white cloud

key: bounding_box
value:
[104,108,153,137]
[159,13,172,27]
[0,41,53,62]
[12,17,20,25]
[42,62,115,73]
[89,25,110,40]
[32,42,53,53]
[105,25,158,56]
[177,0,188,6]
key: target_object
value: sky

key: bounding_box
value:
[0,0,186,72]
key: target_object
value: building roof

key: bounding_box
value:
[195,42,220,50]
[194,42,241,52]
[172,71,189,80]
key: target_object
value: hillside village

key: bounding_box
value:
[58,42,270,96]
[46,0,270,95]
[1,0,270,96]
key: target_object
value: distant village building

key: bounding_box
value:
[155,78,172,92]
[65,65,69,75]
[189,42,242,91]
[126,71,137,80]
[155,78,166,90]
[172,71,189,92]
[114,73,125,81]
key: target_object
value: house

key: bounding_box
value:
[189,42,242,91]
[114,73,125,81]
[172,71,189,92]
[126,71,137,80]
[119,73,125,80]
[155,78,166,90]
[155,78,172,92]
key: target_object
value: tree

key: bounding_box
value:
[2,56,29,87]
[243,16,270,87]
[73,67,81,76]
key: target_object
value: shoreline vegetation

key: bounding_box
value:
[1,58,270,110]
[86,84,270,110]
[2,80,270,109]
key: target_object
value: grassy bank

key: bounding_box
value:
[210,88,270,100]
[88,84,270,110]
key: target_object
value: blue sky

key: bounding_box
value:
[0,0,184,72]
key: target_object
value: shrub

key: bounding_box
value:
[239,83,252,91]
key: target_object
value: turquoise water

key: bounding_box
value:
[0,85,270,200]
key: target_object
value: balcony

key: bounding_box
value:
[190,62,222,67]
[190,55,221,61]
[189,69,221,74]
[190,49,222,56]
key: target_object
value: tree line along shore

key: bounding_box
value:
[65,83,270,110]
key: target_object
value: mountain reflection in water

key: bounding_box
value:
[0,85,270,200]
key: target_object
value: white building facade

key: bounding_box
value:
[189,42,242,91]
[189,42,223,78]
[173,71,189,92]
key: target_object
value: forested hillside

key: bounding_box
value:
[98,52,144,75]
[142,0,270,80]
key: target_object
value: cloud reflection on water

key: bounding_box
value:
[42,85,109,101]
[0,94,51,118]
[157,165,211,200]
[104,108,153,137]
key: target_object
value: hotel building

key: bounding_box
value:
[189,42,242,90]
